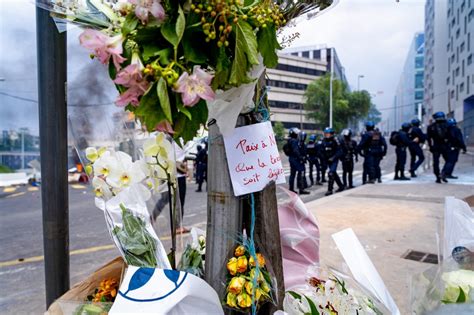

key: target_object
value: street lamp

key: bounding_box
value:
[357,74,365,91]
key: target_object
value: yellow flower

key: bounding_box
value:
[236,256,248,273]
[250,268,265,283]
[245,281,254,295]
[249,253,266,268]
[234,245,246,257]
[227,257,238,276]
[237,292,252,308]
[226,292,237,308]
[228,276,246,295]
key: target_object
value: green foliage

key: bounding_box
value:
[229,20,259,85]
[304,75,372,132]
[273,121,286,150]
[0,164,14,173]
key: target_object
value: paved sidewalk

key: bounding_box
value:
[306,151,473,314]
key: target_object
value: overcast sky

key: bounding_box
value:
[0,0,425,135]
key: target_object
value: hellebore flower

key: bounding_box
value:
[237,292,252,308]
[129,0,165,23]
[79,29,126,70]
[227,257,238,276]
[234,245,246,257]
[236,256,248,273]
[228,276,246,295]
[226,292,238,308]
[175,66,215,107]
[114,54,150,107]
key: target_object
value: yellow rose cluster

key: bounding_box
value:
[224,245,273,310]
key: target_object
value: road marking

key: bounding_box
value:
[27,187,39,192]
[6,192,26,198]
[3,187,17,193]
[71,184,87,190]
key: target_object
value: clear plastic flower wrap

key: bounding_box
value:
[410,197,474,313]
[177,227,206,278]
[283,265,389,315]
[221,236,278,314]
[69,110,185,269]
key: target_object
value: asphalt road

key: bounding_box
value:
[0,149,400,314]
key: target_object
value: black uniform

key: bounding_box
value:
[298,137,309,189]
[446,125,466,177]
[288,137,306,193]
[427,120,452,182]
[358,130,387,183]
[340,137,358,188]
[408,126,426,176]
[306,140,322,185]
[316,140,327,182]
[195,146,207,192]
[394,129,411,179]
[321,137,344,194]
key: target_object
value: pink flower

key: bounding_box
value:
[129,0,165,23]
[155,121,175,134]
[114,59,150,107]
[79,29,126,70]
[175,66,215,107]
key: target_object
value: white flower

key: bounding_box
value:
[442,269,474,303]
[92,177,112,200]
[106,151,146,189]
[93,151,117,177]
[85,147,98,162]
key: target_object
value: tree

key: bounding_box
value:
[304,75,372,132]
[273,121,286,150]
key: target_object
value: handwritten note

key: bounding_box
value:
[223,121,286,196]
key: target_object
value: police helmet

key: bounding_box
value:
[341,128,352,137]
[401,122,411,131]
[309,134,317,142]
[196,144,203,151]
[365,121,375,131]
[432,111,446,121]
[289,127,300,138]
[323,127,335,138]
[447,118,457,126]
[411,118,421,126]
[298,131,307,142]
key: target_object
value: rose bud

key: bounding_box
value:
[236,256,248,273]
[226,292,237,308]
[234,245,246,257]
[227,257,237,276]
[228,276,246,295]
[237,292,252,308]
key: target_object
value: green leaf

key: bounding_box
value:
[456,287,467,303]
[229,20,259,85]
[287,291,302,300]
[304,295,320,315]
[134,83,167,131]
[142,45,172,64]
[157,78,172,122]
[122,13,139,36]
[161,22,178,47]
[177,103,192,120]
[176,6,186,43]
[213,47,231,89]
[257,25,280,68]
[182,31,207,63]
[173,100,208,142]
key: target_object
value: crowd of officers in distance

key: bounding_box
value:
[283,111,467,196]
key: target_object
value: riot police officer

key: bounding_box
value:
[298,131,309,189]
[321,127,344,196]
[316,136,327,183]
[445,118,467,178]
[394,123,412,180]
[195,144,208,192]
[339,129,358,189]
[287,128,310,194]
[306,134,322,186]
[358,122,387,184]
[408,118,426,177]
[427,112,452,183]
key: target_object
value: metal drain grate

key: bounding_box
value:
[402,250,438,264]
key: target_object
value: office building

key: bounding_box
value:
[424,0,449,124]
[446,0,473,143]
[392,32,425,130]
[267,53,328,130]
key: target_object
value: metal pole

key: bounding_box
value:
[21,130,25,170]
[36,3,69,308]
[418,103,422,121]
[329,48,334,128]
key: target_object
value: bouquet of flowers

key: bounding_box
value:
[284,272,386,315]
[178,228,207,277]
[38,0,335,141]
[223,244,275,312]
[83,132,179,268]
